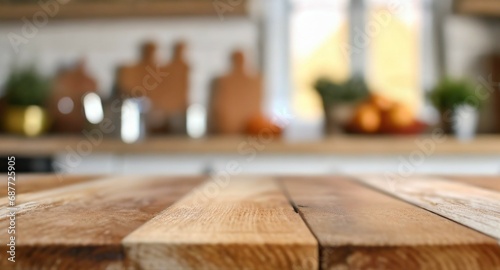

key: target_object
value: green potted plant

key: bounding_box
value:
[429,77,482,139]
[2,68,52,136]
[315,76,369,133]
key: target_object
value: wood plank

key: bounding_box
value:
[123,177,318,270]
[444,175,500,191]
[0,174,100,195]
[281,176,500,270]
[354,175,500,240]
[3,135,500,156]
[456,0,500,17]
[0,1,247,20]
[0,175,202,270]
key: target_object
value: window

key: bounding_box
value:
[367,0,422,114]
[290,0,350,120]
[290,0,424,120]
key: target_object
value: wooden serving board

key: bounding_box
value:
[0,175,499,269]
[47,61,98,133]
[118,42,189,133]
[210,51,263,134]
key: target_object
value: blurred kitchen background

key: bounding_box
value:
[1,0,500,175]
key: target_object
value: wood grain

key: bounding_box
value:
[445,175,500,191]
[281,176,500,270]
[0,175,202,270]
[123,177,318,270]
[354,175,500,240]
[0,174,100,196]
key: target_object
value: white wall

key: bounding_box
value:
[443,16,500,132]
[444,16,496,78]
[0,17,258,106]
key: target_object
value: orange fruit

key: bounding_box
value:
[381,103,414,130]
[351,103,381,133]
[369,93,394,112]
[246,114,283,136]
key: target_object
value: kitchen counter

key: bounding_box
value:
[1,174,499,269]
[1,135,500,156]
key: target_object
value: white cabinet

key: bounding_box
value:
[54,154,500,176]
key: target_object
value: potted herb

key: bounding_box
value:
[315,76,369,133]
[2,68,52,136]
[429,77,482,140]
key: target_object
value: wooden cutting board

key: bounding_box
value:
[154,42,189,133]
[154,42,189,117]
[117,42,189,133]
[210,51,263,134]
[1,175,499,269]
[47,60,98,133]
[118,42,159,99]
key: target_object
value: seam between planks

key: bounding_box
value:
[276,177,322,270]
[285,176,500,270]
[122,177,319,270]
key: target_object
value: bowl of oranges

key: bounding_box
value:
[345,94,427,135]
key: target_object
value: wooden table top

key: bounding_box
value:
[1,174,499,269]
[2,135,500,156]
